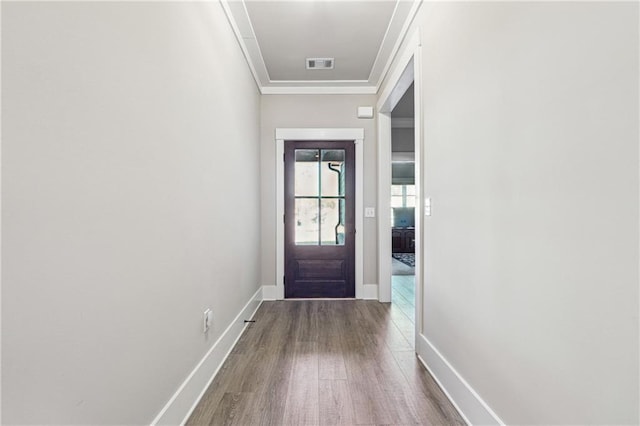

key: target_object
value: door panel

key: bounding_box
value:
[284,140,355,298]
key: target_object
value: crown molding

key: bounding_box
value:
[375,0,423,93]
[221,0,423,95]
[269,79,370,85]
[262,86,378,95]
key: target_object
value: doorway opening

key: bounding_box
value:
[274,128,365,301]
[377,30,423,344]
[390,83,416,344]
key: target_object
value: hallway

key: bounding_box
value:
[187,300,464,425]
[2,1,637,424]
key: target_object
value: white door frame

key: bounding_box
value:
[274,128,365,300]
[377,31,423,335]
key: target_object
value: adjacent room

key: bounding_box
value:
[390,83,417,348]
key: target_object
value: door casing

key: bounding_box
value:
[377,30,423,333]
[274,128,365,300]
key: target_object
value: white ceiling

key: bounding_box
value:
[221,0,421,94]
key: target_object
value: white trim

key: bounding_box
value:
[392,117,415,128]
[0,1,3,420]
[374,0,424,93]
[221,0,422,93]
[362,284,379,300]
[276,139,285,299]
[366,0,400,82]
[269,79,370,85]
[377,112,392,303]
[354,139,364,299]
[377,30,421,306]
[275,128,364,142]
[262,86,377,95]
[219,0,266,94]
[150,288,263,426]
[275,128,365,300]
[261,285,278,301]
[413,34,425,335]
[377,30,420,113]
[416,333,505,426]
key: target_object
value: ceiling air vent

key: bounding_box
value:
[306,58,334,70]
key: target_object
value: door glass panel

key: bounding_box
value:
[294,148,346,246]
[295,149,319,196]
[391,196,404,208]
[321,149,345,196]
[320,199,345,245]
[295,198,319,245]
[406,184,416,207]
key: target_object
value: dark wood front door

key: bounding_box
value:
[284,140,355,298]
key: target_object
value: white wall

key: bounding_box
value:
[383,1,639,424]
[1,2,261,424]
[260,95,378,288]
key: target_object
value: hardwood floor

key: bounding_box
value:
[187,300,464,426]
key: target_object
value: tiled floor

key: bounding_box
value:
[391,270,415,349]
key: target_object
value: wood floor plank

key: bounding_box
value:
[251,346,295,426]
[282,341,319,425]
[318,379,355,425]
[293,301,319,343]
[250,303,298,426]
[346,378,395,425]
[392,350,466,425]
[318,301,348,380]
[187,300,465,426]
[186,353,250,425]
[207,392,256,426]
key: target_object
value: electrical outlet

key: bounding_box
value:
[203,308,212,333]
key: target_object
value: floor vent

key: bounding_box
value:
[306,58,334,70]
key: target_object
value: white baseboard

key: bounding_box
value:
[262,284,279,301]
[151,288,263,426]
[416,333,505,426]
[362,283,378,300]
[263,284,377,300]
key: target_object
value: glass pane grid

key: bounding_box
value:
[294,148,346,246]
